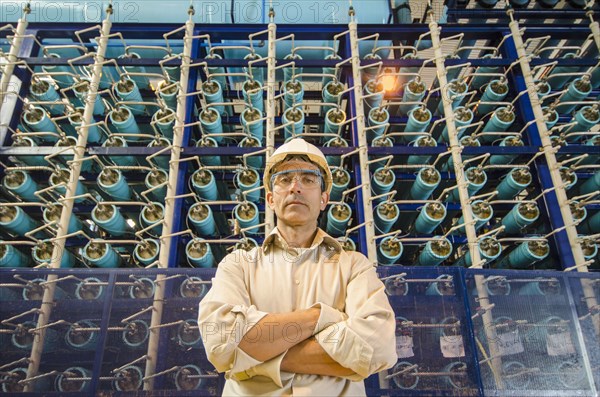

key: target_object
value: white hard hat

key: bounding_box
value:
[264,139,332,194]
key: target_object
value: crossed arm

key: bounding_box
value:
[237,308,356,377]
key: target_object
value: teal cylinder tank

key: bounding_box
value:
[446,167,487,201]
[283,79,304,110]
[477,79,509,115]
[140,202,165,236]
[371,167,396,199]
[234,202,260,235]
[455,200,493,233]
[22,106,58,143]
[244,53,265,84]
[490,135,524,165]
[425,274,455,295]
[242,79,264,112]
[410,168,440,200]
[437,79,468,115]
[414,202,447,234]
[326,203,352,236]
[0,206,38,237]
[496,240,549,269]
[92,203,128,236]
[282,107,305,140]
[122,321,149,349]
[74,80,105,116]
[399,78,427,116]
[195,137,221,166]
[454,237,502,267]
[3,170,39,202]
[152,108,176,139]
[377,237,403,266]
[114,78,145,116]
[470,54,501,90]
[241,107,264,142]
[97,169,131,201]
[577,172,600,196]
[496,168,532,200]
[75,277,105,300]
[330,168,351,202]
[501,202,540,234]
[543,106,559,130]
[147,137,171,170]
[322,80,344,114]
[367,107,389,142]
[416,237,453,266]
[43,203,82,235]
[363,79,384,110]
[199,108,224,143]
[439,106,473,143]
[480,107,516,144]
[188,203,216,237]
[133,239,160,266]
[119,51,150,89]
[42,53,74,89]
[102,136,136,166]
[407,135,436,165]
[374,202,399,234]
[29,79,64,116]
[191,169,218,201]
[49,168,88,203]
[10,136,47,166]
[322,53,342,87]
[186,238,215,268]
[283,53,303,82]
[145,169,168,201]
[555,77,592,114]
[32,240,75,268]
[158,79,179,110]
[324,108,346,138]
[0,243,30,268]
[519,280,561,296]
[65,320,99,351]
[55,367,91,393]
[404,107,432,143]
[442,136,480,171]
[175,364,206,391]
[83,241,122,268]
[237,169,261,203]
[560,166,578,191]
[567,105,599,142]
[109,107,141,141]
[548,53,580,90]
[324,137,348,167]
[239,137,263,169]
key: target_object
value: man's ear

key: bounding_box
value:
[266,191,275,210]
[320,191,329,211]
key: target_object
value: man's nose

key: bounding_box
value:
[288,177,302,191]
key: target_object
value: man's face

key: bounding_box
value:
[266,159,329,227]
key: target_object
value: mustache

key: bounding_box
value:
[284,196,307,206]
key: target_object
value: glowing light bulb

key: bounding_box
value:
[381,69,397,92]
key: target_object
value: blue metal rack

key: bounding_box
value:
[0,1,598,394]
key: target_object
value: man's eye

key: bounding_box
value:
[278,176,292,184]
[302,176,316,185]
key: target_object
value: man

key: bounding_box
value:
[198,138,397,396]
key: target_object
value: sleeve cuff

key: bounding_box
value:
[316,322,374,379]
[310,302,348,334]
[227,352,287,387]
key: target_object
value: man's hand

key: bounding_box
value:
[281,337,357,378]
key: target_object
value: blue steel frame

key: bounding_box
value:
[1,22,597,268]
[1,266,598,396]
[0,16,598,396]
